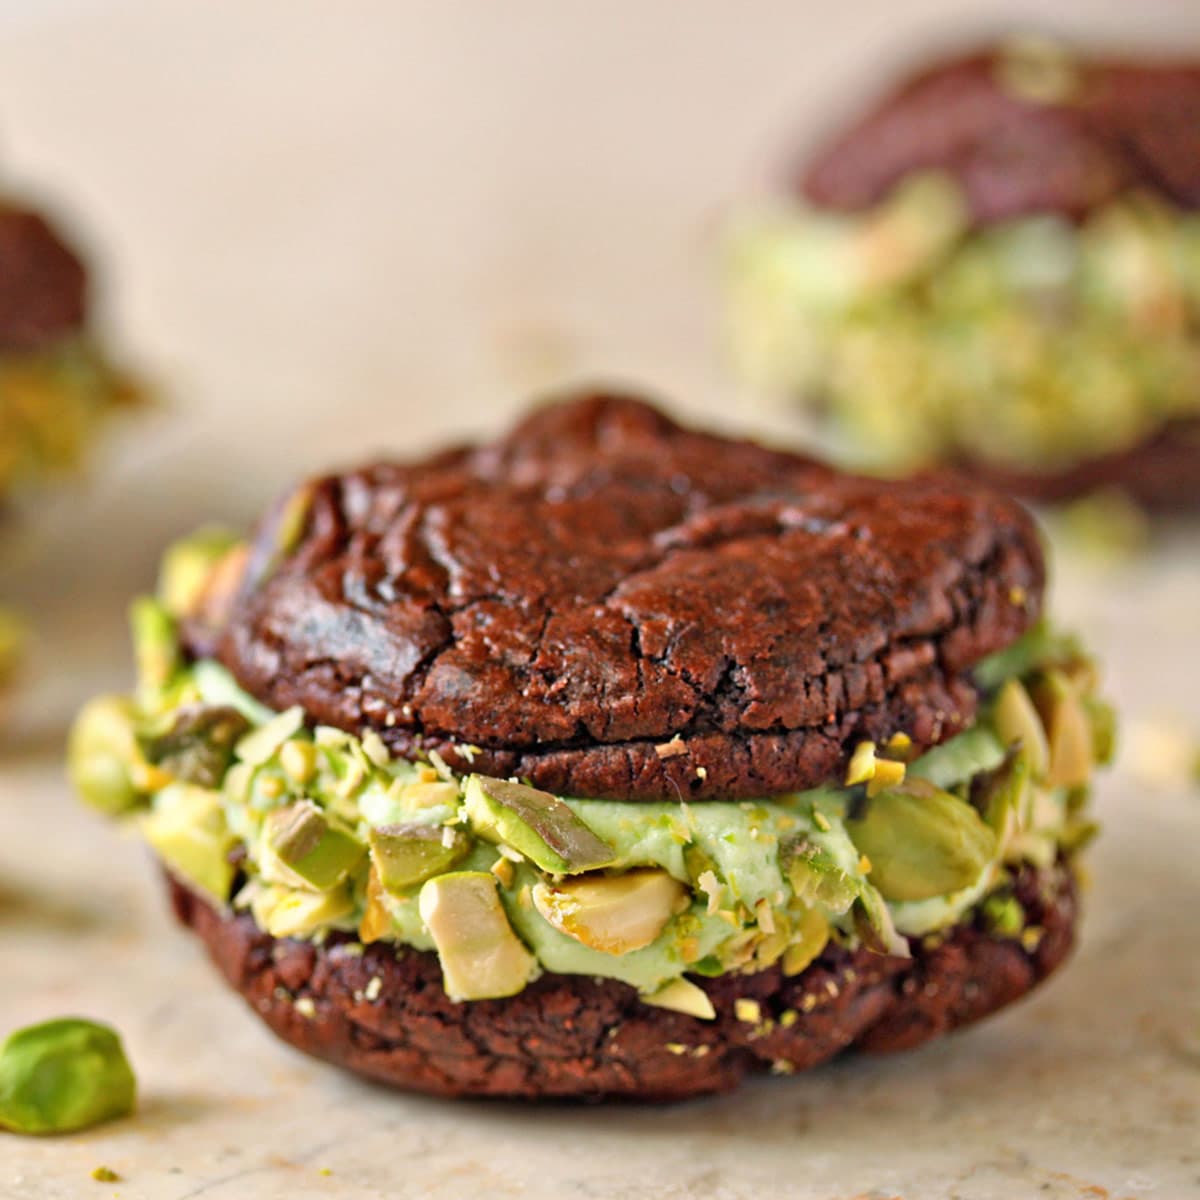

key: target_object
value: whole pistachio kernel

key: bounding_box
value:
[0,1019,136,1136]
[532,869,689,956]
[846,780,997,903]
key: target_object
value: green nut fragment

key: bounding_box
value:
[976,752,1032,847]
[244,483,316,592]
[142,784,236,903]
[0,1019,135,1136]
[853,886,911,959]
[1085,696,1117,767]
[781,907,831,976]
[418,872,538,1001]
[262,800,365,891]
[993,678,1050,779]
[368,823,469,892]
[463,775,615,875]
[981,892,1026,938]
[158,526,242,619]
[130,597,180,699]
[235,706,306,766]
[846,780,998,903]
[1034,671,1093,789]
[531,869,689,956]
[259,885,354,939]
[140,705,250,789]
[639,978,715,1020]
[780,839,859,914]
[68,695,142,815]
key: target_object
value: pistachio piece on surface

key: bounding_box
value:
[531,869,689,955]
[463,775,615,875]
[418,872,537,1001]
[68,695,143,815]
[0,1019,135,1136]
[846,780,997,903]
[368,823,469,892]
[993,678,1050,778]
[262,800,365,891]
[140,705,250,789]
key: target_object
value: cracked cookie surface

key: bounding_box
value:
[201,394,1043,800]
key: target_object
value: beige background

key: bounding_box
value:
[1,4,1199,1198]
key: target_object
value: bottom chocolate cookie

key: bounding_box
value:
[167,862,1077,1103]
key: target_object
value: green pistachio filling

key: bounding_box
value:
[0,336,139,496]
[70,536,1112,1014]
[726,175,1200,472]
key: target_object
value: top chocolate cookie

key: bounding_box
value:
[801,41,1200,226]
[201,395,1043,801]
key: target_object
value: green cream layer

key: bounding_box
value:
[69,548,1109,1011]
[727,175,1200,473]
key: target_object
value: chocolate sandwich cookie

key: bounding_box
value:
[727,38,1200,508]
[71,395,1112,1101]
[0,198,139,499]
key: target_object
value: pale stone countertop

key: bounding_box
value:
[1,4,1199,1198]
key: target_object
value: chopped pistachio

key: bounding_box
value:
[158,526,242,619]
[532,869,689,955]
[130,597,179,699]
[262,886,353,939]
[141,705,251,788]
[142,784,236,903]
[845,741,877,786]
[781,839,859,914]
[235,706,306,766]
[1034,670,1094,789]
[262,801,365,891]
[981,893,1025,937]
[734,998,761,1024]
[418,872,537,1001]
[781,907,831,976]
[867,757,906,797]
[369,823,469,892]
[280,739,318,785]
[464,775,615,874]
[358,869,392,944]
[993,678,1051,778]
[640,978,715,1020]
